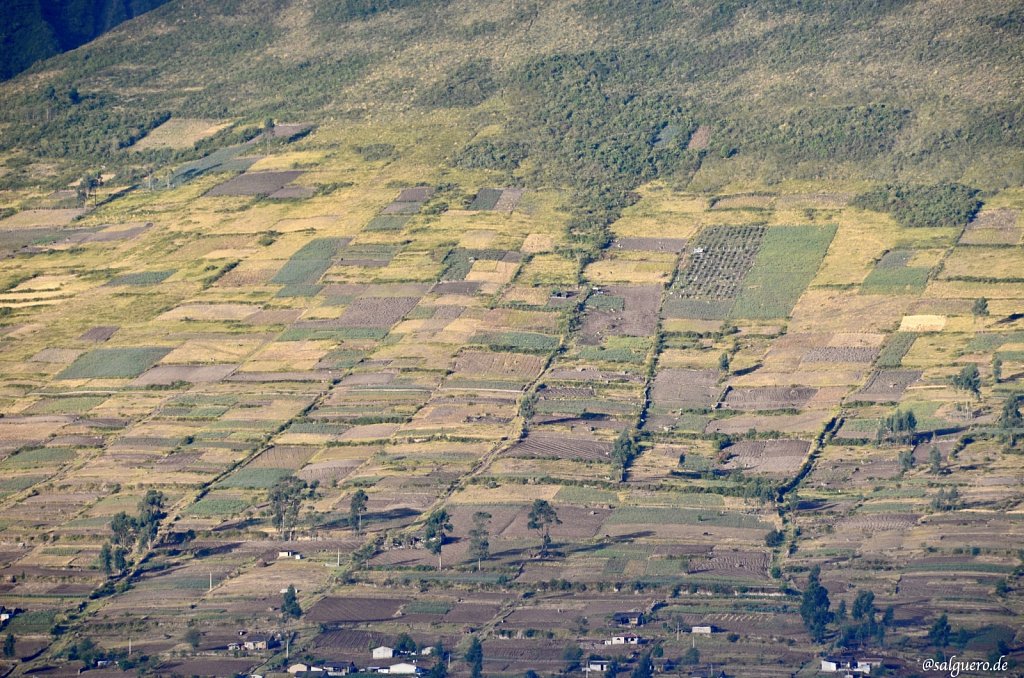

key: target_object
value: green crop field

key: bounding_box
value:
[57,347,170,379]
[730,225,836,319]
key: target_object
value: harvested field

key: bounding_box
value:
[898,314,946,332]
[711,194,774,210]
[158,303,258,322]
[264,122,313,139]
[545,367,644,383]
[687,124,711,150]
[468,188,504,210]
[29,348,83,363]
[687,548,771,579]
[0,208,86,228]
[382,201,422,214]
[802,346,878,363]
[270,185,314,199]
[837,512,920,532]
[248,445,316,469]
[494,187,525,212]
[501,505,611,539]
[705,409,831,435]
[722,439,810,477]
[107,270,174,286]
[579,285,661,342]
[504,433,613,462]
[334,243,399,267]
[132,117,228,149]
[959,209,1020,245]
[856,369,922,401]
[314,629,389,653]
[132,364,236,385]
[338,296,420,328]
[79,326,118,342]
[721,386,818,410]
[612,237,688,252]
[432,280,481,295]
[206,170,304,196]
[306,596,406,623]
[63,222,151,244]
[775,192,852,209]
[397,186,435,202]
[651,369,721,410]
[449,350,546,382]
[365,215,411,231]
[443,602,502,624]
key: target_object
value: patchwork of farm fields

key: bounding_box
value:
[0,121,1022,677]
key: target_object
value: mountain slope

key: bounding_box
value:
[0,0,171,80]
[1,0,1021,190]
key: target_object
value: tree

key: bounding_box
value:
[718,351,730,373]
[110,512,137,547]
[99,542,112,575]
[611,429,639,479]
[931,486,961,511]
[136,490,165,547]
[882,606,895,628]
[424,509,452,570]
[682,647,700,664]
[269,476,310,540]
[112,546,127,573]
[3,633,14,658]
[764,528,785,547]
[877,409,916,445]
[852,590,876,622]
[972,297,989,316]
[394,633,417,655]
[426,659,448,678]
[562,646,583,673]
[468,511,491,571]
[928,613,951,649]
[349,489,368,534]
[527,499,561,556]
[465,636,483,678]
[998,394,1022,430]
[184,628,201,650]
[897,450,914,473]
[78,171,100,205]
[929,445,943,474]
[800,565,832,643]
[282,584,302,619]
[951,364,981,398]
[632,652,653,678]
[993,357,1002,384]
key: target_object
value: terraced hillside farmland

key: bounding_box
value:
[1,147,1022,675]
[0,0,1023,676]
